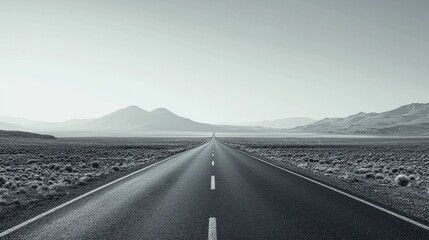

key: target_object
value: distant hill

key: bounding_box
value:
[292,103,429,135]
[0,130,56,139]
[0,121,24,131]
[0,116,44,126]
[222,117,316,129]
[0,116,93,131]
[29,119,95,130]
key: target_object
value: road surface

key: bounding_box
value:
[1,137,429,239]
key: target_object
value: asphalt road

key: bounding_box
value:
[2,137,429,239]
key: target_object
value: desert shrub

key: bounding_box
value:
[62,178,72,184]
[1,191,10,199]
[0,199,7,206]
[112,166,120,172]
[408,174,417,180]
[0,188,7,194]
[364,173,375,179]
[3,181,12,188]
[375,173,384,179]
[40,185,49,191]
[0,176,6,185]
[64,165,73,172]
[91,161,100,168]
[17,187,27,194]
[395,174,410,186]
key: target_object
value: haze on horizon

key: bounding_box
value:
[1,0,428,124]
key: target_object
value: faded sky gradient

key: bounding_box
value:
[1,0,428,123]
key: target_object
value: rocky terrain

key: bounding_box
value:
[219,137,429,222]
[0,137,207,219]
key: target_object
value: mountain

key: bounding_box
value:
[292,103,429,135]
[222,117,316,129]
[0,121,25,131]
[4,105,266,136]
[0,130,56,139]
[0,106,267,136]
[80,105,226,132]
[83,105,149,130]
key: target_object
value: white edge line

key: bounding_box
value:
[0,142,209,237]
[208,217,217,240]
[211,175,216,190]
[225,143,429,232]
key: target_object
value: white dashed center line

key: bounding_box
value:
[212,161,214,166]
[211,175,215,190]
[208,217,217,240]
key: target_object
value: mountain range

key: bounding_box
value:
[1,103,429,136]
[291,103,429,135]
[0,106,265,136]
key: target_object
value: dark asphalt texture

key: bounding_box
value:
[2,137,429,239]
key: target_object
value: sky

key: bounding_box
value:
[1,0,428,123]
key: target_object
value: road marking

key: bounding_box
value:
[208,217,217,240]
[0,143,209,238]
[232,146,429,232]
[212,153,214,157]
[212,161,214,166]
[211,175,215,190]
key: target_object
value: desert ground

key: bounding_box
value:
[219,137,429,222]
[0,137,207,221]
